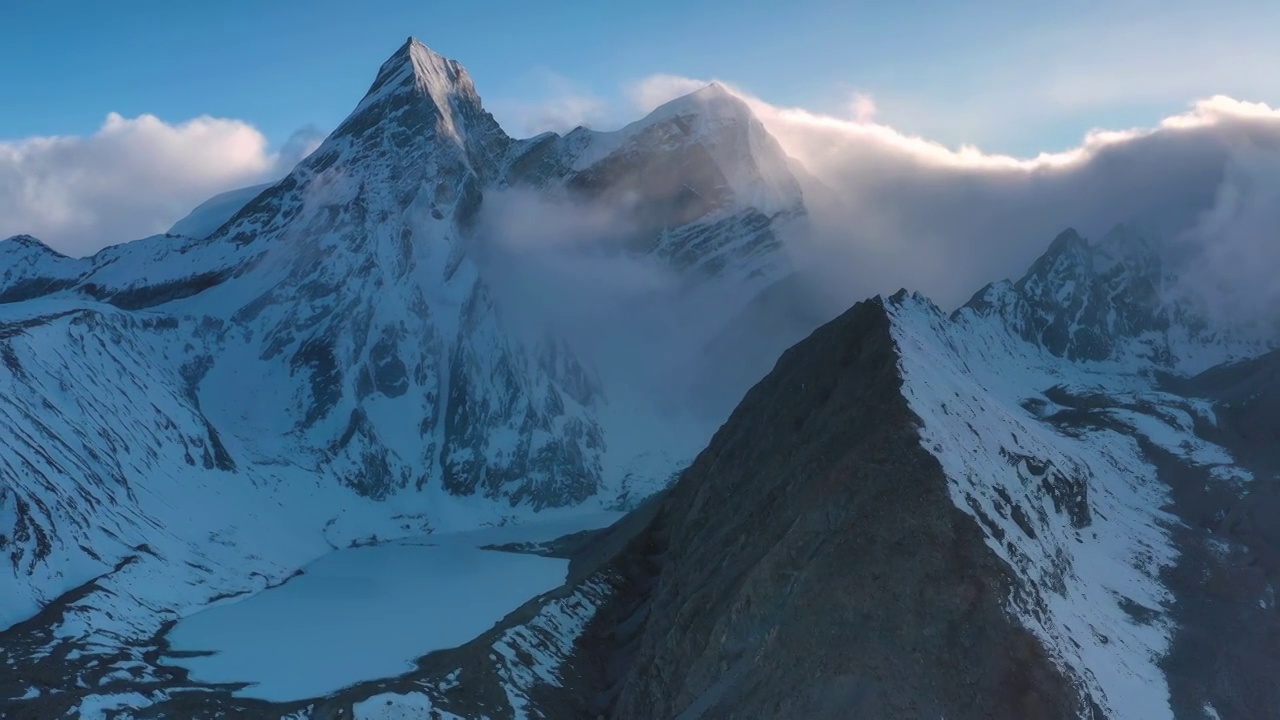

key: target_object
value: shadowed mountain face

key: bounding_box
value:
[547,267,1278,720]
[569,299,1087,720]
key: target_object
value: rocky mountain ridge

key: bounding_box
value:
[0,36,813,660]
[963,223,1272,371]
[2,36,1277,720]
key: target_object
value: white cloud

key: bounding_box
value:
[11,55,1280,335]
[1171,142,1280,325]
[749,90,1280,310]
[514,70,1280,324]
[0,113,314,256]
[477,67,1280,416]
[731,87,1280,315]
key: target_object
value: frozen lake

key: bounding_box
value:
[163,513,619,702]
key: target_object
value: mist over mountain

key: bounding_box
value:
[509,80,1267,326]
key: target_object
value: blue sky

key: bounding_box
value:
[5,0,1280,255]
[5,0,1279,156]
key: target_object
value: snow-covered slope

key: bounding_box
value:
[890,292,1183,717]
[167,182,272,239]
[877,226,1277,716]
[0,235,84,303]
[0,39,606,641]
[547,218,1278,719]
[0,36,810,664]
[551,285,1271,718]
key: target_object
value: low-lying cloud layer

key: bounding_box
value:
[609,78,1280,313]
[478,82,1280,419]
[0,115,320,256]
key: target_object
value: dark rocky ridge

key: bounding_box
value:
[1157,350,1280,720]
[563,298,1087,719]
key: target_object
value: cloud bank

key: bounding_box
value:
[0,115,321,256]
[9,67,1280,329]
[602,78,1279,315]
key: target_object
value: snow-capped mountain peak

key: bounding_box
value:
[356,38,483,146]
[362,37,479,108]
[962,223,1274,371]
[0,37,609,648]
[1093,221,1161,272]
[564,81,803,220]
[2,234,63,254]
[0,38,817,718]
[320,37,510,190]
[0,234,82,303]
[640,81,745,123]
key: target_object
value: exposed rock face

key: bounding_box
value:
[0,36,818,713]
[506,83,805,292]
[573,299,1085,720]
[963,224,1273,371]
[550,226,1280,720]
[1154,349,1280,720]
[0,39,616,635]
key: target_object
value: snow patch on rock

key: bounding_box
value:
[888,293,1248,718]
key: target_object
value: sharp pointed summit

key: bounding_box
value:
[686,80,740,104]
[642,80,756,126]
[371,36,480,101]
[330,36,506,174]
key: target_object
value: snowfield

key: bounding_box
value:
[887,292,1257,719]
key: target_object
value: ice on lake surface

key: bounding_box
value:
[162,512,621,702]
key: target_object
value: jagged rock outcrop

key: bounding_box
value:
[963,224,1273,370]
